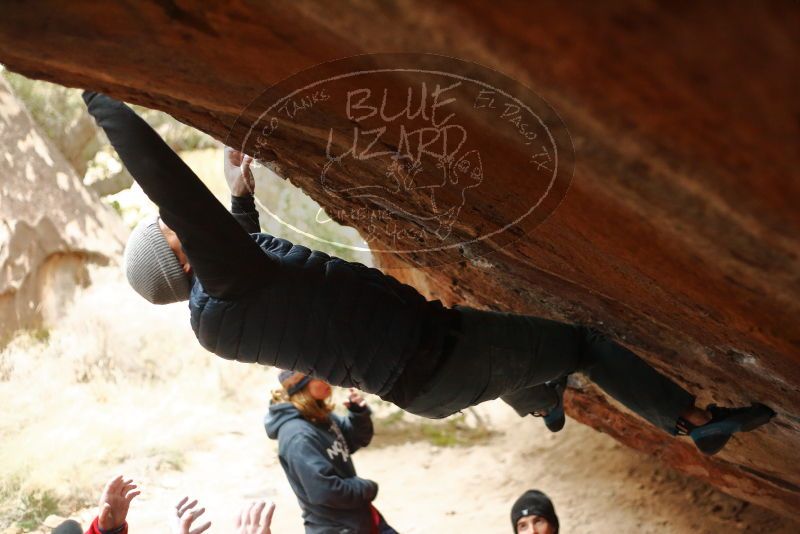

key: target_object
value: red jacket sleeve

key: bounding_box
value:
[86,517,128,534]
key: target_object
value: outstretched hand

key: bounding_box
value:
[236,501,276,534]
[224,146,255,196]
[345,388,367,411]
[97,475,140,531]
[174,496,212,534]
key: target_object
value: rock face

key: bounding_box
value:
[0,77,126,338]
[0,1,798,518]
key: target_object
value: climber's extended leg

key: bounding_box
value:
[578,327,697,435]
[401,305,695,434]
[684,403,775,455]
[398,306,774,454]
[576,328,775,454]
[496,324,696,436]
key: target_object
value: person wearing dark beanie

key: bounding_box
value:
[511,490,559,534]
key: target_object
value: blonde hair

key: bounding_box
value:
[272,383,334,424]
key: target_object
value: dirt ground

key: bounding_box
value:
[94,404,798,534]
[2,267,797,533]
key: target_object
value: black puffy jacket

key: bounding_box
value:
[190,232,450,397]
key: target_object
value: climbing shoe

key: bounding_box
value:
[533,376,567,433]
[689,403,775,456]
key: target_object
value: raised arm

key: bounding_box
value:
[225,146,261,234]
[337,389,374,453]
[83,92,275,297]
[231,194,261,234]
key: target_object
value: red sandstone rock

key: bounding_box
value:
[0,0,797,518]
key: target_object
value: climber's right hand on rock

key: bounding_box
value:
[224,145,255,197]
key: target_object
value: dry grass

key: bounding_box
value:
[371,408,497,449]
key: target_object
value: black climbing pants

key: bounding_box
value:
[402,306,695,435]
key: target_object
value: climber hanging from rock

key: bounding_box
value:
[82,91,774,456]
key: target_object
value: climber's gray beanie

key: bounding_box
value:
[124,215,191,304]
